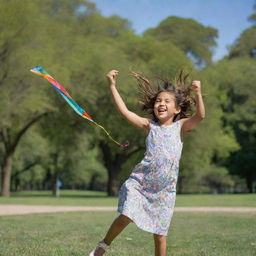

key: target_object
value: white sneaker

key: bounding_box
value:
[89,239,110,256]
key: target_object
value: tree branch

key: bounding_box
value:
[99,140,113,170]
[0,128,9,151]
[11,161,38,179]
[10,112,48,153]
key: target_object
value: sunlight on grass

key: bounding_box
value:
[0,190,255,207]
[0,211,255,256]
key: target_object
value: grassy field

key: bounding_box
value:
[0,191,255,255]
[0,211,255,256]
[0,190,255,207]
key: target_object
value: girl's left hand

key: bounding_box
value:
[191,80,201,94]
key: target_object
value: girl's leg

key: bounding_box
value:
[153,234,167,256]
[104,214,133,245]
[93,214,133,256]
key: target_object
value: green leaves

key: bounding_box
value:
[1,0,255,195]
[144,16,218,66]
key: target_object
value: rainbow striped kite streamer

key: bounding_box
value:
[30,65,129,147]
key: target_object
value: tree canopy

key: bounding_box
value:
[1,0,255,196]
[144,16,218,66]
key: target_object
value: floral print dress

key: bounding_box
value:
[117,120,183,236]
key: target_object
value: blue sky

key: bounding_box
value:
[90,0,255,61]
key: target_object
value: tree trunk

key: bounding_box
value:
[89,173,100,190]
[14,177,20,192]
[42,168,52,190]
[99,141,123,196]
[0,113,47,197]
[177,175,184,194]
[1,154,13,197]
[246,173,253,193]
[107,164,121,196]
[52,172,60,197]
[99,140,143,196]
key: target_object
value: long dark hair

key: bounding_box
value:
[132,70,195,122]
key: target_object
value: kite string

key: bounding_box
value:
[91,120,129,147]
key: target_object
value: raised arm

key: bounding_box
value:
[180,80,205,134]
[106,70,150,131]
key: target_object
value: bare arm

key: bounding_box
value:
[180,80,205,134]
[106,70,150,131]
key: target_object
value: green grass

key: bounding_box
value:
[0,190,255,207]
[0,211,255,256]
[175,193,256,207]
[0,190,117,206]
[0,191,255,255]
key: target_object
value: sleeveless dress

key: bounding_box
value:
[117,120,183,236]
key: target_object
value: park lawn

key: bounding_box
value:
[0,190,117,206]
[0,211,255,256]
[0,190,255,207]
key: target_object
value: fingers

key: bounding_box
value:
[191,80,200,86]
[106,70,119,86]
[191,80,201,89]
[191,80,201,93]
[111,70,119,76]
[106,70,119,78]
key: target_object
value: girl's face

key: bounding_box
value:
[154,92,180,122]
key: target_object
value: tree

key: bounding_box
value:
[10,128,48,191]
[229,4,256,58]
[228,27,256,58]
[248,3,256,25]
[201,165,234,193]
[205,58,256,192]
[3,0,248,196]
[176,67,239,193]
[0,0,60,196]
[144,16,218,66]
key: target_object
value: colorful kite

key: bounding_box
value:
[30,65,129,147]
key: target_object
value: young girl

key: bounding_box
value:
[89,69,205,256]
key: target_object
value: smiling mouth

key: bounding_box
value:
[158,108,167,113]
[157,109,167,115]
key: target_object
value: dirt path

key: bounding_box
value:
[0,204,256,216]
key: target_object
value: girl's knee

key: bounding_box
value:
[153,234,167,241]
[118,214,133,225]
